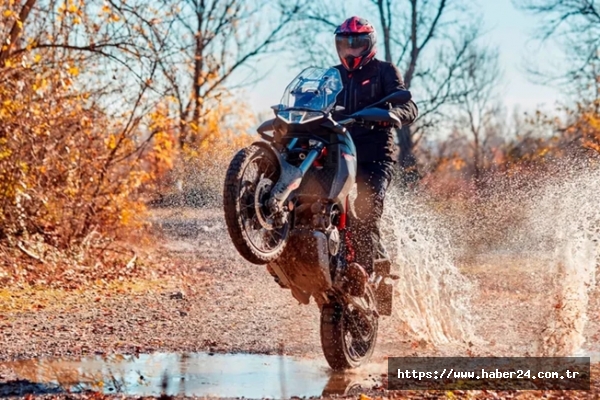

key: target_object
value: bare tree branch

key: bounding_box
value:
[515,0,600,100]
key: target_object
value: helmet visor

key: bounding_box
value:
[335,34,371,59]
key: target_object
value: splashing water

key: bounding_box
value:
[380,160,600,356]
[516,165,600,356]
[381,187,476,347]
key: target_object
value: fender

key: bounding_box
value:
[251,140,301,203]
[252,140,279,160]
[257,119,275,134]
[257,119,277,142]
[251,140,290,181]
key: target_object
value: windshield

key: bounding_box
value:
[280,67,343,112]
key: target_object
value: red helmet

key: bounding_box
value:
[334,16,377,72]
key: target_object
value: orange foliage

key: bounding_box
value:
[420,98,600,200]
[0,69,155,243]
[0,66,180,288]
[152,96,257,206]
[570,100,600,155]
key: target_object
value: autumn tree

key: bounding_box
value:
[103,0,307,149]
[454,45,503,182]
[515,0,600,158]
[0,0,177,286]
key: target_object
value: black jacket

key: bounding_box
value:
[334,59,418,163]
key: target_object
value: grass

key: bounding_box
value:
[0,278,174,313]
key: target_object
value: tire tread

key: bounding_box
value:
[223,145,287,265]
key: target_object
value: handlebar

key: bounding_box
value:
[334,107,401,127]
[337,89,410,126]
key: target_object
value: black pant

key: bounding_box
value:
[350,161,394,274]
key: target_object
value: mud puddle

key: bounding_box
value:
[0,352,383,398]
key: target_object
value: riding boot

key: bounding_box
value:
[372,219,391,276]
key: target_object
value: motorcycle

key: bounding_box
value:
[223,67,411,370]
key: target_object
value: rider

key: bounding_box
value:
[333,16,418,276]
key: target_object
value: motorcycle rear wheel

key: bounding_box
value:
[223,145,289,265]
[320,286,378,370]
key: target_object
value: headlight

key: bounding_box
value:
[277,110,298,123]
[302,111,323,123]
[277,110,323,124]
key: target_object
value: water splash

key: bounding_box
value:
[380,160,600,356]
[382,188,476,347]
[517,165,600,356]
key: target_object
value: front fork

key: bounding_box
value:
[268,140,325,213]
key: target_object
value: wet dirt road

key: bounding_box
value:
[0,208,410,397]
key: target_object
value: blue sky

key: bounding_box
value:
[481,0,563,112]
[241,0,563,117]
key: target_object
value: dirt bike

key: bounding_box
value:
[223,67,411,370]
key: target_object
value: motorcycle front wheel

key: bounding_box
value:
[223,145,289,265]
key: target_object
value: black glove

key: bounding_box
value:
[375,121,401,128]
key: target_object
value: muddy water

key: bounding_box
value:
[1,352,383,398]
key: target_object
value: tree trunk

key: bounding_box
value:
[190,25,204,146]
[0,0,38,64]
[404,0,419,89]
[394,0,419,184]
[396,125,418,184]
[473,132,480,183]
[377,0,392,63]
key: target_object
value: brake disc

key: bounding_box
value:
[254,177,275,229]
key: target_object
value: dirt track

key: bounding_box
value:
[1,207,599,397]
[1,207,598,360]
[0,208,416,363]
